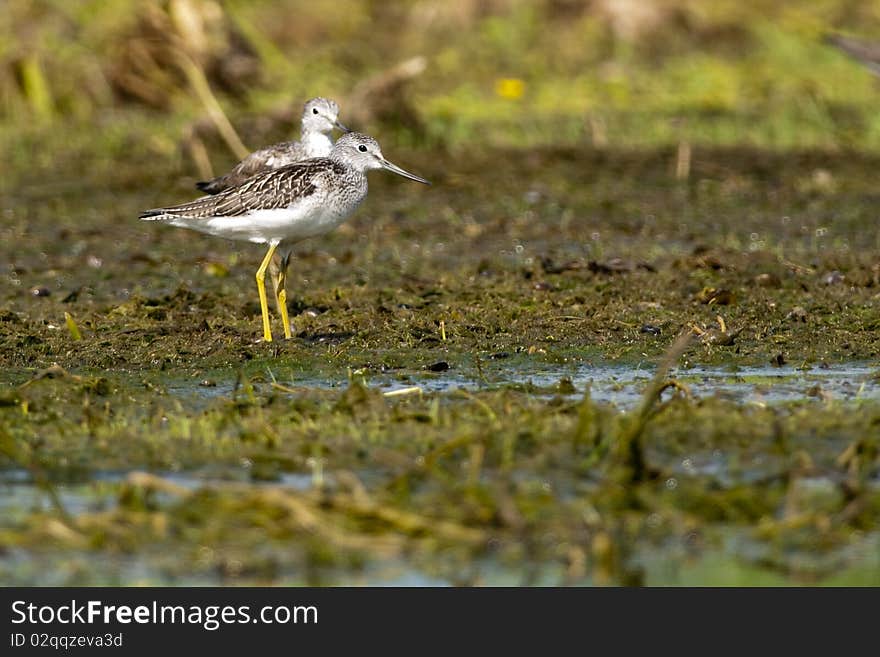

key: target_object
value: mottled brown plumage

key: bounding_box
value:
[144,160,332,221]
[195,142,314,194]
[196,97,347,194]
[141,132,429,343]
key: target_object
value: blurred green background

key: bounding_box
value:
[3,0,880,183]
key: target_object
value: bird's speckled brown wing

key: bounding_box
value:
[142,159,341,220]
[196,141,308,194]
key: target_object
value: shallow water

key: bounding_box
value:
[0,470,493,586]
[169,360,880,410]
[3,359,877,586]
[3,466,877,586]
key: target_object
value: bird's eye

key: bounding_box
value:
[358,144,367,152]
[312,108,318,114]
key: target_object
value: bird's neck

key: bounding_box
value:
[300,130,333,158]
[327,156,368,186]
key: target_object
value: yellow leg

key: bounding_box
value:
[275,252,292,339]
[278,289,292,340]
[269,256,281,325]
[256,242,278,342]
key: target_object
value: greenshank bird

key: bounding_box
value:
[141,132,430,342]
[196,97,349,194]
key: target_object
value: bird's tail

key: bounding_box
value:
[195,179,224,195]
[139,209,167,220]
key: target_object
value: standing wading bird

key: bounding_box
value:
[140,132,430,342]
[196,97,349,194]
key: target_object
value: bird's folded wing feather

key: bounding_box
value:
[142,160,331,220]
[227,142,305,183]
[196,141,306,193]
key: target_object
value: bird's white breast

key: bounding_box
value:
[190,189,360,245]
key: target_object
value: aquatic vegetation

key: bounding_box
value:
[2,1,880,585]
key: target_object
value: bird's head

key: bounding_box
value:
[331,132,430,184]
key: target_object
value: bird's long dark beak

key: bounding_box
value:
[334,120,351,133]
[381,158,431,185]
